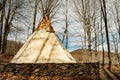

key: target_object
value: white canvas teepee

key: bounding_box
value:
[11,16,76,63]
[11,0,76,63]
[11,30,76,63]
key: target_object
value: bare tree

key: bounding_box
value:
[0,0,6,11]
[100,9,105,67]
[0,0,6,53]
[0,0,25,54]
[112,0,120,54]
[73,0,97,51]
[109,26,120,65]
[99,0,111,70]
[32,0,39,33]
[113,0,120,41]
[62,0,69,49]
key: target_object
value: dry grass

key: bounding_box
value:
[0,40,23,62]
[71,49,120,65]
[0,75,96,80]
[70,49,98,63]
[5,40,23,55]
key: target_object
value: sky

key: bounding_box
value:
[7,0,120,52]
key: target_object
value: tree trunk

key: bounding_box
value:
[110,25,120,65]
[65,0,68,49]
[101,33,105,67]
[62,0,68,49]
[88,32,91,51]
[87,25,91,51]
[119,21,120,42]
[95,31,97,51]
[84,31,86,49]
[0,10,4,53]
[1,18,10,54]
[119,24,120,41]
[101,23,105,67]
[100,9,105,67]
[32,0,38,33]
[0,0,6,54]
[1,0,12,54]
[62,35,65,43]
[100,0,111,70]
[1,32,8,54]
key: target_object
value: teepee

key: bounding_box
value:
[11,0,76,63]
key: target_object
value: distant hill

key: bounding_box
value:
[0,40,23,62]
[5,40,23,55]
[70,49,120,65]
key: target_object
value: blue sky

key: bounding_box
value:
[7,0,120,52]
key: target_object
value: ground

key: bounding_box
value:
[0,54,98,80]
[0,54,120,80]
[0,41,120,80]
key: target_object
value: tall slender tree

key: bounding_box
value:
[100,9,105,67]
[73,0,97,51]
[113,0,120,41]
[0,0,6,53]
[99,0,111,70]
[32,0,39,33]
[62,0,69,49]
[0,0,25,54]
